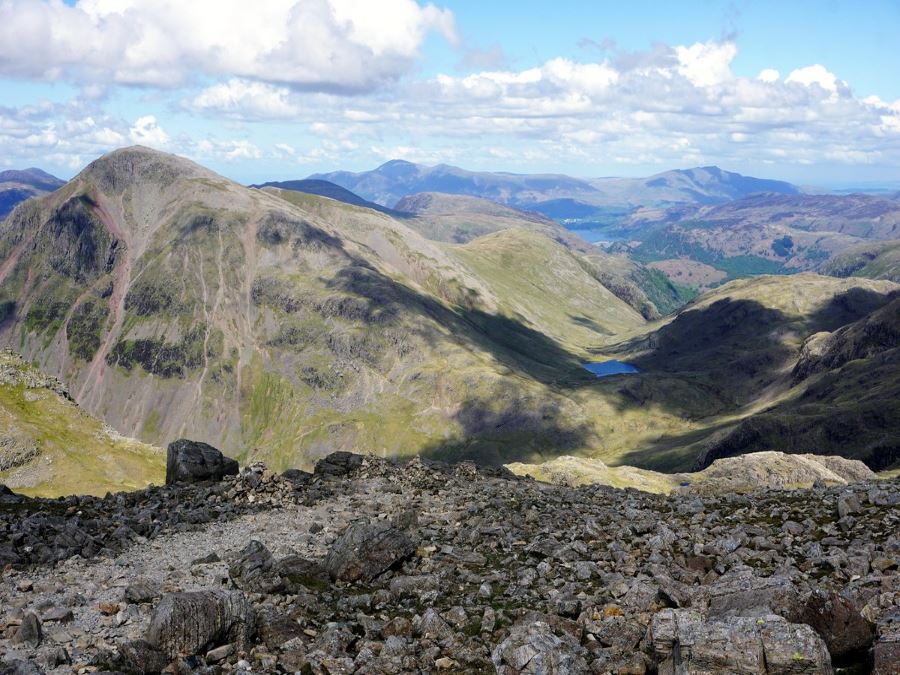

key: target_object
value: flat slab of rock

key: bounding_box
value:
[649,609,833,674]
[165,439,239,485]
[325,521,414,582]
[146,590,255,660]
[491,620,589,674]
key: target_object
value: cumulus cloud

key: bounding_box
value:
[0,0,457,92]
[129,115,170,147]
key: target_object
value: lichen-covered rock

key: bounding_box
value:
[649,609,833,674]
[325,521,414,582]
[115,639,169,674]
[165,439,239,485]
[145,590,255,660]
[491,620,589,674]
[697,568,803,621]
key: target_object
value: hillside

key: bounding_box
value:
[599,274,900,470]
[822,239,900,282]
[0,349,163,496]
[0,168,65,219]
[250,179,394,215]
[614,193,900,286]
[0,146,658,472]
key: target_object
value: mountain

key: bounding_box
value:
[0,348,163,496]
[0,146,657,470]
[4,147,896,480]
[250,178,394,215]
[601,274,900,471]
[310,160,803,211]
[614,192,900,285]
[822,239,900,282]
[0,167,65,219]
[266,184,679,319]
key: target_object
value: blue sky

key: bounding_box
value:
[2,0,899,186]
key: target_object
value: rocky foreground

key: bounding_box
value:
[1,447,899,674]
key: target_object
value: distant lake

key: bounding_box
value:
[583,360,639,377]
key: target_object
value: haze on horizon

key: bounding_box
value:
[0,0,898,188]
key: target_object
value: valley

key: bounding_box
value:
[0,147,898,499]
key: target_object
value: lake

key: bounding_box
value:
[583,360,640,377]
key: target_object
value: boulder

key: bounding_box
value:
[0,484,28,504]
[115,639,169,674]
[146,590,255,660]
[325,521,414,582]
[314,451,364,477]
[798,591,873,659]
[697,569,803,621]
[10,612,42,648]
[228,540,280,593]
[491,620,589,674]
[165,439,239,485]
[649,609,832,674]
[0,660,45,675]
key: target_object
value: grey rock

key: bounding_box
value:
[165,439,239,485]
[325,521,414,582]
[146,590,255,660]
[0,660,45,675]
[491,620,589,674]
[10,612,42,648]
[649,609,832,674]
[116,639,169,674]
[228,540,280,593]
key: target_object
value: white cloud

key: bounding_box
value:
[188,80,301,119]
[757,68,780,83]
[786,64,840,93]
[675,41,737,87]
[129,115,170,147]
[0,0,457,92]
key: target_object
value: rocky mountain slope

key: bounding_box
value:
[0,451,898,674]
[0,349,163,497]
[310,161,803,212]
[0,169,65,220]
[0,146,661,472]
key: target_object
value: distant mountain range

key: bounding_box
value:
[0,168,65,219]
[309,160,803,213]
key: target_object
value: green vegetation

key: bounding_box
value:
[0,351,164,497]
[107,325,213,378]
[24,282,78,338]
[634,267,698,315]
[67,300,107,361]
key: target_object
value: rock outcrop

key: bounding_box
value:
[165,439,239,485]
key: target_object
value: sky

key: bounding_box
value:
[0,0,899,187]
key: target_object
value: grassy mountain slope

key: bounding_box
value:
[822,239,900,282]
[0,168,65,220]
[0,349,163,496]
[598,274,900,471]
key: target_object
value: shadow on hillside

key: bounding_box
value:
[418,383,596,466]
[326,259,594,387]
